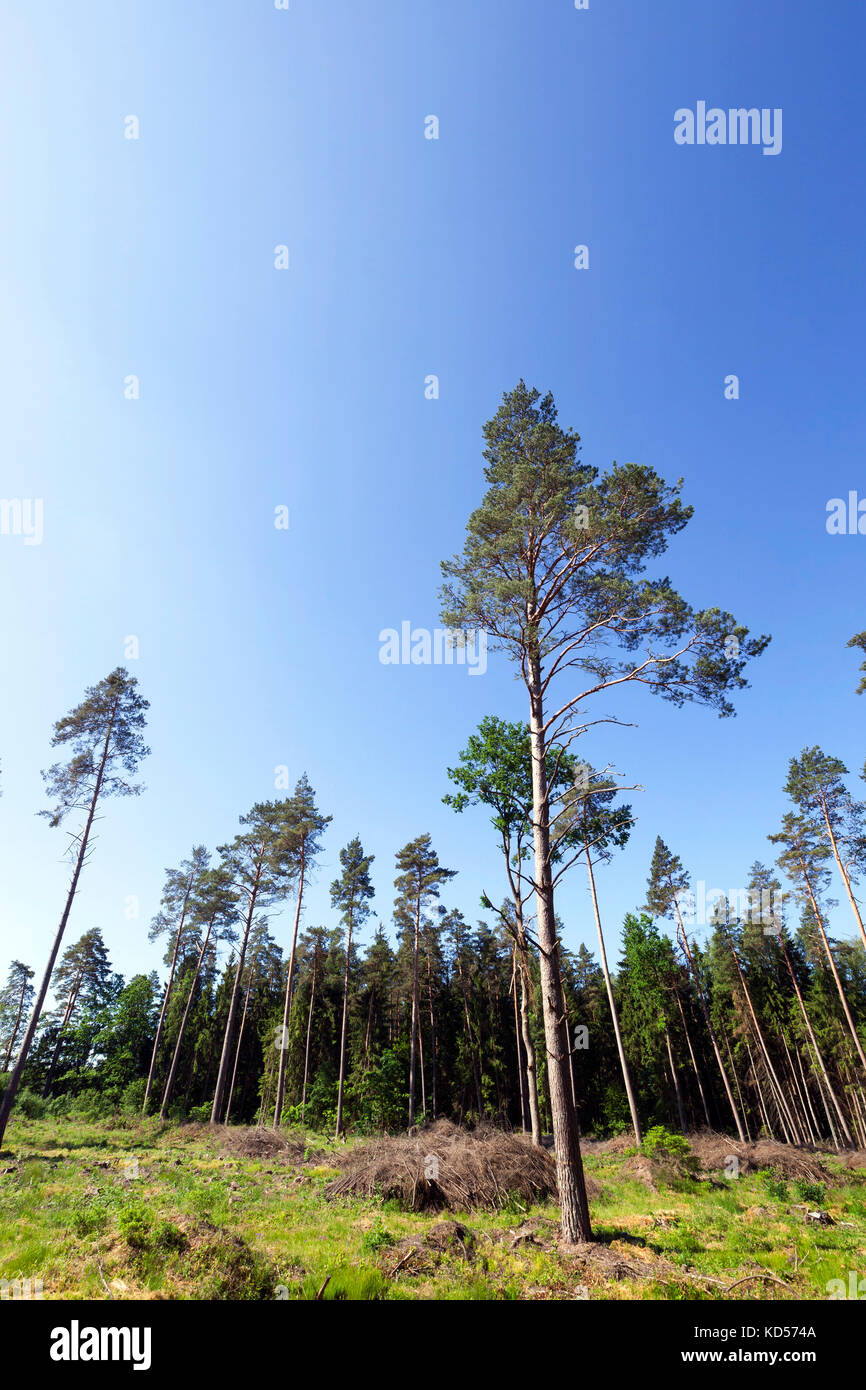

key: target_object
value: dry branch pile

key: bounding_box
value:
[323,1119,572,1212]
[213,1125,309,1164]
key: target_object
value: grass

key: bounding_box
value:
[0,1115,864,1301]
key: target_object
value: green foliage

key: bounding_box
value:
[641,1125,697,1172]
[118,1202,153,1250]
[359,1216,395,1254]
[794,1179,826,1206]
[757,1168,789,1202]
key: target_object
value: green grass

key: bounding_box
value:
[1,1115,864,1300]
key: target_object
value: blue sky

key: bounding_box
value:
[1,0,864,1003]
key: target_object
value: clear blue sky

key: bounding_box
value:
[1,0,864,1004]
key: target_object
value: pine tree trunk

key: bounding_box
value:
[210,867,260,1124]
[778,930,852,1144]
[665,1026,687,1134]
[585,848,641,1143]
[274,853,306,1128]
[723,1032,752,1142]
[143,888,192,1114]
[511,953,528,1132]
[528,664,592,1244]
[301,948,318,1123]
[726,935,798,1143]
[335,922,353,1137]
[159,919,213,1120]
[800,860,866,1073]
[426,947,437,1120]
[408,879,421,1127]
[674,989,712,1128]
[673,904,746,1141]
[224,966,255,1123]
[822,804,866,952]
[42,976,81,1098]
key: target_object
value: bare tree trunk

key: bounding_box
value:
[335,923,353,1136]
[723,1032,752,1142]
[665,1026,687,1135]
[806,1045,839,1150]
[783,1031,815,1144]
[726,935,798,1143]
[674,988,711,1128]
[746,1041,774,1138]
[224,965,256,1123]
[799,862,866,1073]
[426,946,437,1120]
[42,974,81,1098]
[822,805,866,952]
[143,884,193,1114]
[274,853,306,1128]
[0,702,117,1148]
[585,848,641,1143]
[160,920,213,1120]
[210,865,261,1124]
[301,946,318,1123]
[778,930,853,1144]
[792,1037,822,1145]
[408,881,421,1127]
[528,665,592,1244]
[673,904,746,1142]
[511,952,528,1131]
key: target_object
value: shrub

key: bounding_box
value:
[640,1125,698,1172]
[758,1168,788,1202]
[118,1203,153,1250]
[794,1179,825,1206]
[13,1089,46,1120]
[360,1217,395,1254]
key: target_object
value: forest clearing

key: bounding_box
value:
[1,1115,864,1302]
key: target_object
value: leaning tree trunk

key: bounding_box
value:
[159,919,214,1120]
[274,850,306,1128]
[225,965,256,1123]
[511,951,528,1131]
[301,949,319,1123]
[335,920,353,1137]
[42,976,81,1098]
[673,901,747,1142]
[822,804,866,953]
[664,1026,688,1134]
[726,933,798,1143]
[674,988,711,1128]
[0,701,117,1149]
[528,661,592,1244]
[585,847,641,1143]
[799,858,866,1074]
[210,867,260,1124]
[143,886,193,1115]
[777,930,852,1145]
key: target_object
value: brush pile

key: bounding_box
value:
[323,1119,571,1212]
